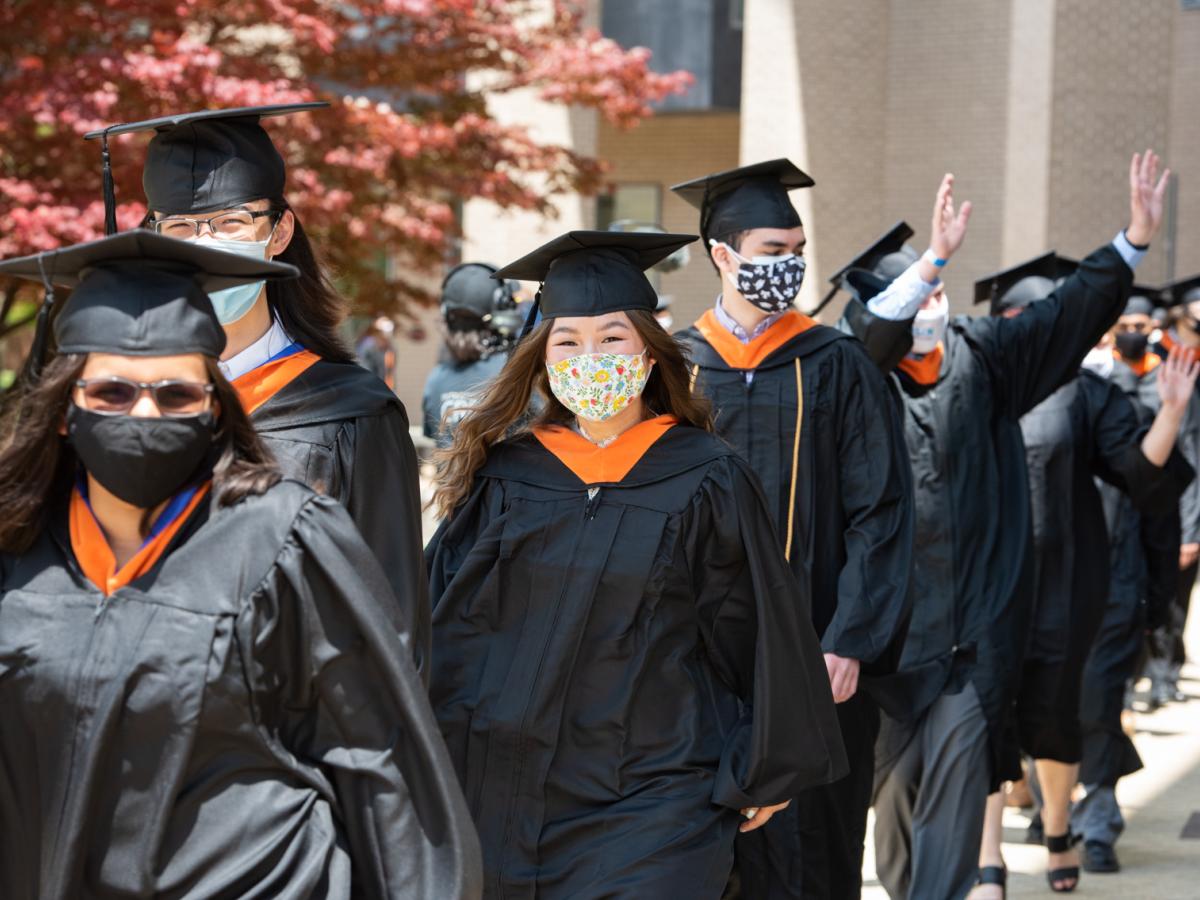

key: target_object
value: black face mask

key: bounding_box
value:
[1115,330,1149,361]
[67,406,215,509]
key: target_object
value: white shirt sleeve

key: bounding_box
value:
[1111,230,1147,270]
[865,261,941,322]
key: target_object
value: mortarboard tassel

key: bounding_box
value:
[516,286,543,342]
[101,130,117,236]
[22,252,56,382]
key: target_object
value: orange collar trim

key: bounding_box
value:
[898,343,944,386]
[1114,347,1162,377]
[1159,331,1176,355]
[233,349,321,416]
[70,482,211,596]
[533,415,679,485]
[694,308,817,370]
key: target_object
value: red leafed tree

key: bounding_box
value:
[0,0,691,339]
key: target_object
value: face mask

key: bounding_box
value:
[1115,330,1149,360]
[191,234,271,324]
[713,241,806,313]
[1081,346,1115,379]
[67,406,215,508]
[545,351,651,422]
[912,293,949,354]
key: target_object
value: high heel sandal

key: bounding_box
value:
[1045,832,1080,893]
[976,865,1006,898]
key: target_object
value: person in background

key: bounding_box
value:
[426,230,846,899]
[0,232,481,899]
[356,315,397,389]
[422,262,517,447]
[839,150,1169,900]
[1140,273,1200,706]
[87,103,430,675]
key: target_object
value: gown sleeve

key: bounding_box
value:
[684,456,848,810]
[425,475,508,607]
[337,404,432,681]
[1141,507,1182,630]
[965,244,1133,419]
[822,348,914,664]
[248,494,482,900]
[1087,376,1194,516]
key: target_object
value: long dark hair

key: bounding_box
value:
[0,354,281,554]
[266,201,353,363]
[433,309,713,518]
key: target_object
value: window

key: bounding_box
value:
[729,0,744,29]
[596,183,662,231]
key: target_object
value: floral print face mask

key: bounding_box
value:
[545,351,651,422]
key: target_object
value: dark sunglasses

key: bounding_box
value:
[74,377,214,417]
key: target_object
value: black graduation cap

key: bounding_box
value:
[1162,274,1200,308]
[84,102,329,232]
[973,252,1078,316]
[827,221,918,287]
[0,231,299,374]
[1123,284,1164,317]
[670,159,814,243]
[494,231,696,331]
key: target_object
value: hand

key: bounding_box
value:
[739,800,790,833]
[824,653,860,703]
[1125,149,1171,247]
[929,173,973,262]
[1156,346,1199,415]
[1180,543,1199,570]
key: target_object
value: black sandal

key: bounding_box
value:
[977,865,1006,898]
[1045,832,1080,893]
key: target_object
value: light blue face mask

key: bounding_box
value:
[191,234,271,324]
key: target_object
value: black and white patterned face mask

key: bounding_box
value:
[717,242,806,313]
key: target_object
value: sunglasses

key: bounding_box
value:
[74,377,214,417]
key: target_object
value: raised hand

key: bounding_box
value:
[930,173,972,262]
[1157,345,1199,414]
[1126,149,1171,247]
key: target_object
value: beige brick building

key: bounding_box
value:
[391,0,1200,418]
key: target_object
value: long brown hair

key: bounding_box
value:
[433,309,713,518]
[0,354,281,554]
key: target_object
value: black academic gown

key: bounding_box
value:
[250,359,430,674]
[676,320,913,677]
[1015,370,1190,760]
[0,480,481,900]
[426,424,847,900]
[846,243,1135,787]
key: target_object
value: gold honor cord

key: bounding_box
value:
[784,357,803,562]
[690,363,700,393]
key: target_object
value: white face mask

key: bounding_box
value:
[911,292,949,355]
[190,233,273,324]
[1081,345,1115,379]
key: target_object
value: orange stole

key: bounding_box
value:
[1114,347,1162,377]
[233,350,321,416]
[694,309,817,370]
[70,483,211,595]
[533,415,678,485]
[897,343,944,386]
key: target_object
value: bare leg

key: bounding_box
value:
[967,792,1006,900]
[1035,758,1080,891]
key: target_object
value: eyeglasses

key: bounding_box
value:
[74,377,214,417]
[150,208,281,240]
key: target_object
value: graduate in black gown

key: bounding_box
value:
[968,273,1195,896]
[0,232,480,899]
[85,105,430,673]
[667,161,955,900]
[426,230,846,900]
[837,151,1169,900]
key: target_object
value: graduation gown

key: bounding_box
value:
[845,243,1135,784]
[0,480,481,900]
[241,356,431,675]
[676,313,913,676]
[426,420,847,900]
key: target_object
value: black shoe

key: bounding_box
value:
[976,865,1006,898]
[1046,832,1081,893]
[1025,813,1045,845]
[1082,840,1120,873]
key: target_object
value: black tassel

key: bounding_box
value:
[516,287,543,341]
[101,130,117,235]
[21,253,56,382]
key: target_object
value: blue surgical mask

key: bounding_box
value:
[191,234,271,324]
